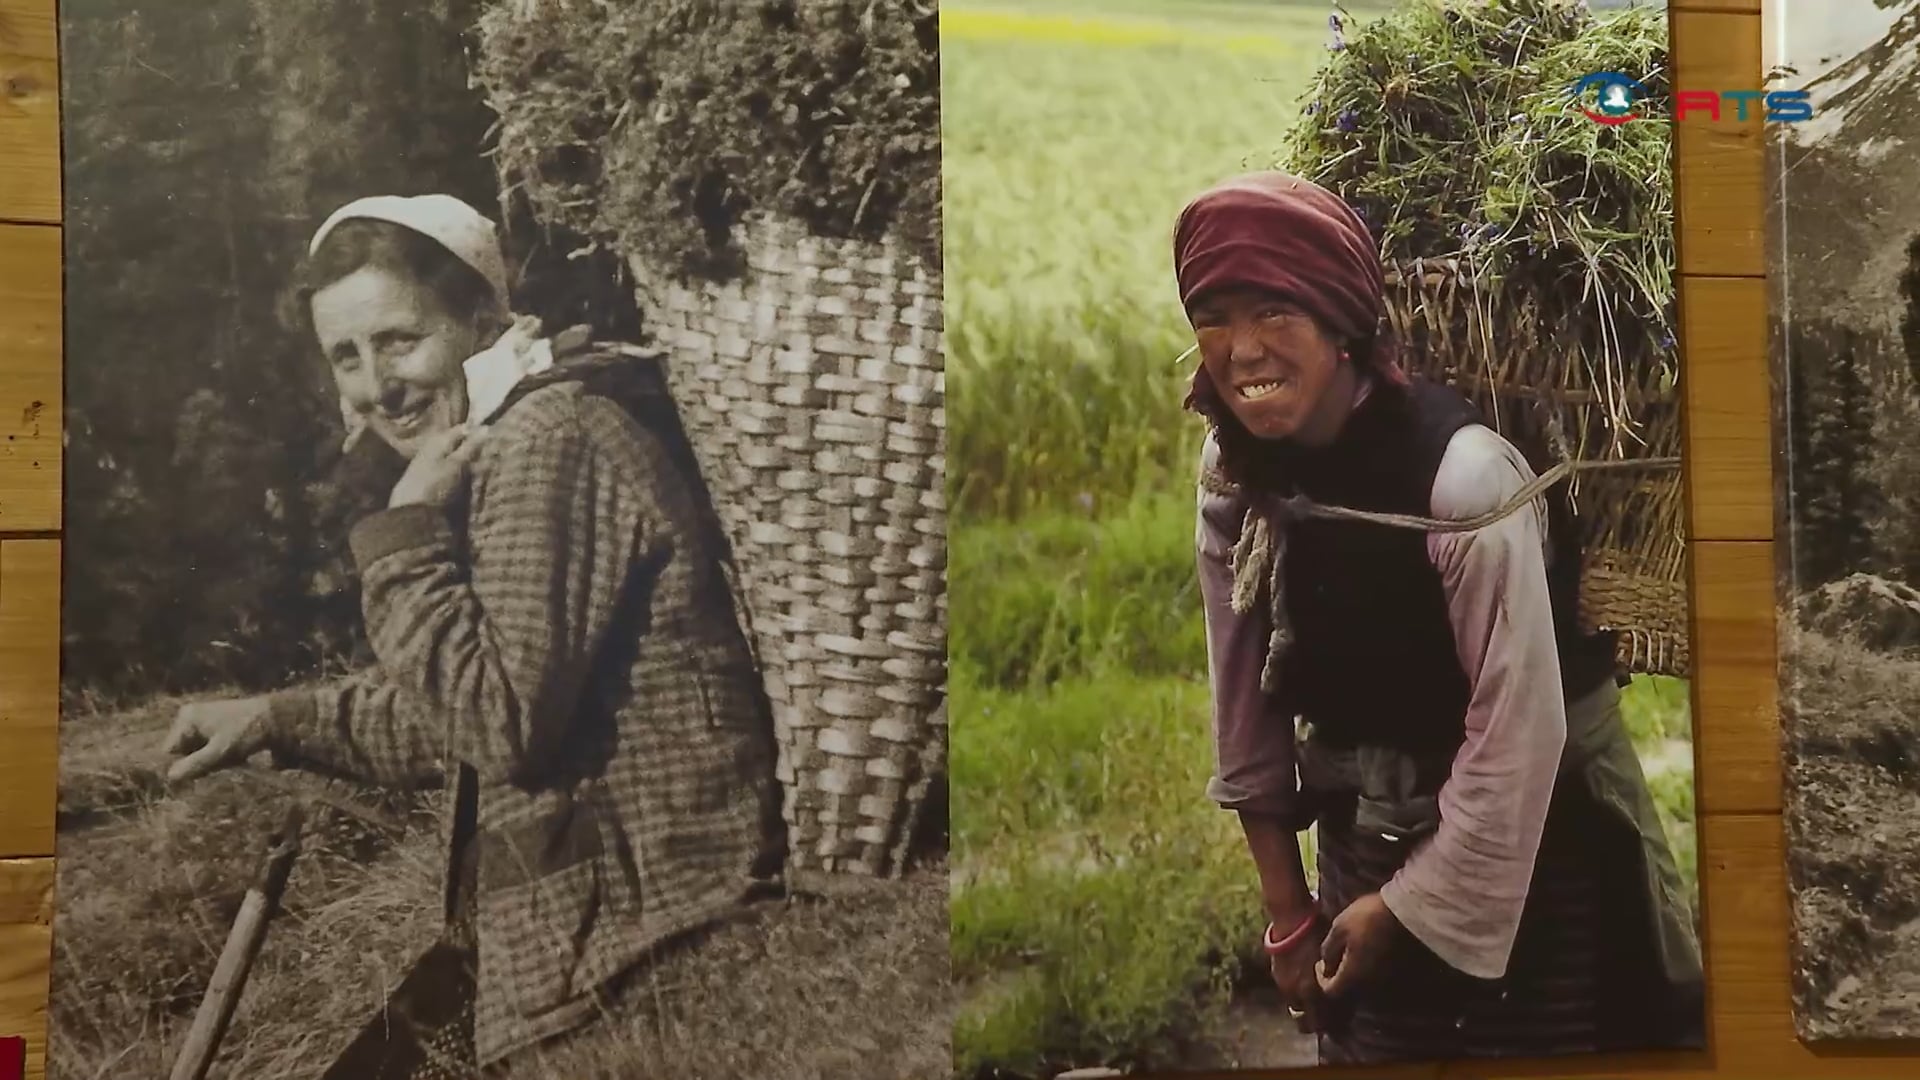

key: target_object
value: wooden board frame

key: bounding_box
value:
[7,0,1909,1077]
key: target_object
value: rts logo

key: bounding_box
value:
[1569,71,1813,124]
[1569,72,1649,125]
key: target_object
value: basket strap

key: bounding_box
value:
[1199,457,1679,535]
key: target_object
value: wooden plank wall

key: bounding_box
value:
[0,0,59,1076]
[1,0,1912,1078]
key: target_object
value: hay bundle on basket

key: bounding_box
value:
[1281,0,1687,676]
[471,0,945,877]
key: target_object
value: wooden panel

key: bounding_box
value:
[0,0,59,224]
[1683,276,1772,543]
[9,3,1909,1080]
[1674,0,1760,13]
[1691,540,1780,816]
[0,223,60,531]
[0,540,56,860]
[0,859,49,1080]
[1673,10,1765,279]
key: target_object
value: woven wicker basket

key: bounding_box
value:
[1382,258,1690,678]
[625,212,946,878]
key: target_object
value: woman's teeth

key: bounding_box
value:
[1239,381,1284,401]
[386,404,431,429]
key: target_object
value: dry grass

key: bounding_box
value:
[498,873,951,1080]
[47,691,949,1080]
[1782,623,1920,1038]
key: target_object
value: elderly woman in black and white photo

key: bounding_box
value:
[160,193,785,1074]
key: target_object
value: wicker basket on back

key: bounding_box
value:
[1381,258,1689,679]
[626,212,946,880]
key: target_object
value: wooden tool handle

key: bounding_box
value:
[169,805,305,1080]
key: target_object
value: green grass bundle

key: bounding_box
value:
[472,0,940,282]
[1281,0,1674,435]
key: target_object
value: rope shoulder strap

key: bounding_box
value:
[1206,457,1581,534]
[1197,447,1680,694]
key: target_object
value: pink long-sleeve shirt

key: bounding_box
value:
[1196,421,1569,981]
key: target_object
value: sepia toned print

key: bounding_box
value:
[946,0,1702,1074]
[50,3,946,1078]
[1765,0,1920,1044]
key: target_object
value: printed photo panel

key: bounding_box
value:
[1764,0,1920,1045]
[944,0,1706,1073]
[50,2,948,1077]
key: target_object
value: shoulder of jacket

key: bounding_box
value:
[491,379,588,437]
[1430,424,1535,522]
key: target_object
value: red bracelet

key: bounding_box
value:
[1262,909,1317,955]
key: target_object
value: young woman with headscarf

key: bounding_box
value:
[1179,171,1704,1064]
[160,194,785,1075]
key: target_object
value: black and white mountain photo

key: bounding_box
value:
[1766,0,1920,1043]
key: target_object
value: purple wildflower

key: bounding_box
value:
[1336,107,1360,132]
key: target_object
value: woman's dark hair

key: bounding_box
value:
[288,218,505,339]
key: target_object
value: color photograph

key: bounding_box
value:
[50,3,947,1078]
[945,0,1702,1074]
[1764,0,1920,1044]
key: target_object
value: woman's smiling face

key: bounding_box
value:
[1188,285,1350,444]
[311,264,476,460]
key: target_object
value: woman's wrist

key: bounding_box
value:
[1263,888,1317,933]
[1237,811,1317,945]
[1263,888,1318,943]
[1263,904,1319,955]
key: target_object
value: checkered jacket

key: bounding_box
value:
[265,353,785,1067]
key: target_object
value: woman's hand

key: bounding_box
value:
[1316,892,1400,999]
[388,424,487,509]
[163,697,274,783]
[1267,911,1329,1032]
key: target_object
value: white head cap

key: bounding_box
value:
[308,194,510,307]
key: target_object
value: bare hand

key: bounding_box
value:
[389,424,486,509]
[163,696,273,784]
[1267,911,1328,1032]
[1316,892,1400,999]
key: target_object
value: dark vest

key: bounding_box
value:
[1258,376,1615,757]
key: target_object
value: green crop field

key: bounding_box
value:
[943,0,1699,1075]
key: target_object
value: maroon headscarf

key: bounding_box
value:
[1172,170,1406,392]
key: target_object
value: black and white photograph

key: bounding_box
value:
[1764,0,1920,1044]
[49,3,947,1078]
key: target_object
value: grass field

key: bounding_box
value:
[48,693,950,1080]
[1783,625,1920,1040]
[944,1,1700,1075]
[943,0,1330,521]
